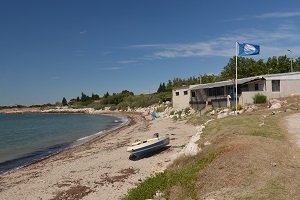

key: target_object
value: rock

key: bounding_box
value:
[271,162,277,167]
[217,112,228,119]
[204,141,211,146]
[184,142,200,156]
[270,103,281,109]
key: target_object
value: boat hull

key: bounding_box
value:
[128,137,170,159]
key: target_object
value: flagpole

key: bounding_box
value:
[235,42,238,115]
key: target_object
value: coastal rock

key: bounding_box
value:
[184,142,200,156]
[270,103,281,109]
[217,112,228,119]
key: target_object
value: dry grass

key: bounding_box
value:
[196,101,300,199]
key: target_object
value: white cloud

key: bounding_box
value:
[80,30,87,34]
[130,25,300,59]
[255,11,300,19]
[116,60,138,64]
[223,11,300,22]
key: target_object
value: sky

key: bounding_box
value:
[1,0,300,106]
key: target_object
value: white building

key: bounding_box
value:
[172,72,300,110]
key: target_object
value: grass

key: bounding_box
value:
[236,180,288,200]
[202,111,285,141]
[123,149,226,200]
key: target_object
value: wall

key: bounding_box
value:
[172,88,191,109]
[240,79,300,105]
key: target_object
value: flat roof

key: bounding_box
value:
[191,76,264,90]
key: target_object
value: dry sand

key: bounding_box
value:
[0,113,197,200]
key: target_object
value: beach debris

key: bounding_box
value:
[271,162,277,167]
[151,112,160,120]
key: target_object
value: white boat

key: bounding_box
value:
[127,133,170,159]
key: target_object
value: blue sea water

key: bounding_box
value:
[0,113,126,173]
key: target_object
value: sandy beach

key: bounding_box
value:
[0,112,197,200]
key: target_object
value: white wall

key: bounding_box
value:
[172,88,191,109]
[240,79,300,105]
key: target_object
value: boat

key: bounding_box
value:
[127,133,170,159]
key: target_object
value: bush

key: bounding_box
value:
[253,93,267,104]
[231,104,243,111]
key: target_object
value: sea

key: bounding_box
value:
[0,112,127,174]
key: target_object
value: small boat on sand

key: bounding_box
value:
[127,133,170,159]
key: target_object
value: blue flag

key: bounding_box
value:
[238,43,260,56]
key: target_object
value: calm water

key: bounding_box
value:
[0,113,126,173]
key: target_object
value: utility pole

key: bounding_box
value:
[288,49,293,72]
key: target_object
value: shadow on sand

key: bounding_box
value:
[128,146,171,161]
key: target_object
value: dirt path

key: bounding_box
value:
[285,113,300,147]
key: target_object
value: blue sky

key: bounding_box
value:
[1,0,300,105]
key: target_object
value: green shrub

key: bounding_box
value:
[253,93,267,104]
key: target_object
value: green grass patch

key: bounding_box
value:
[123,149,225,200]
[202,112,285,140]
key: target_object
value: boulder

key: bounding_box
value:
[270,102,281,109]
[184,142,200,156]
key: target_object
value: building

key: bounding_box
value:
[172,72,300,110]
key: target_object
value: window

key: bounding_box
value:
[184,91,188,95]
[175,92,179,96]
[208,87,224,96]
[255,84,259,91]
[272,80,280,92]
[191,91,196,97]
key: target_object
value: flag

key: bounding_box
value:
[238,43,260,56]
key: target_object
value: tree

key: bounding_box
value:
[91,93,100,100]
[62,97,68,106]
[104,92,110,98]
[157,83,166,93]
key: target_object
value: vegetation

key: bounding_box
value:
[253,93,267,104]
[123,149,225,200]
[62,97,68,106]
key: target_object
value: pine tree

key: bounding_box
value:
[62,97,68,106]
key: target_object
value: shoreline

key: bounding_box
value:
[0,110,197,199]
[0,110,129,175]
